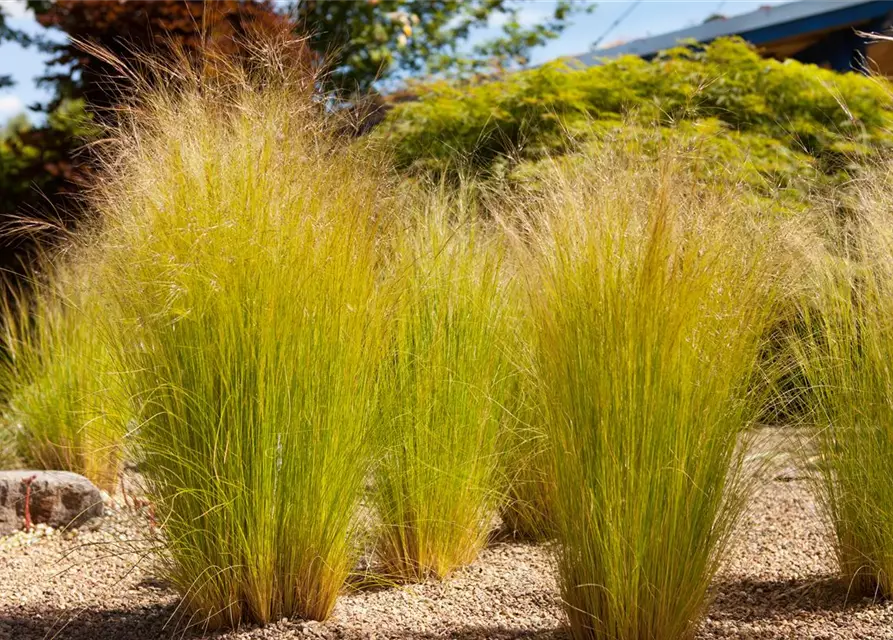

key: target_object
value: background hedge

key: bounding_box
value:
[377,37,893,213]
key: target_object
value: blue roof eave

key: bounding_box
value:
[572,0,893,65]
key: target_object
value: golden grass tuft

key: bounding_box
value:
[0,266,126,492]
[793,160,893,597]
[373,192,511,581]
[88,38,390,627]
[522,151,782,639]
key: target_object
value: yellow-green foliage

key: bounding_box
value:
[0,424,16,469]
[513,118,825,215]
[794,165,893,597]
[378,37,893,211]
[374,204,510,580]
[498,361,553,540]
[93,50,389,627]
[0,271,125,493]
[498,275,553,540]
[526,152,781,639]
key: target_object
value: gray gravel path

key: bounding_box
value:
[2,430,892,640]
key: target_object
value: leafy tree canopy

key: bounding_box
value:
[292,0,589,92]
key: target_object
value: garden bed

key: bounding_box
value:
[0,431,890,640]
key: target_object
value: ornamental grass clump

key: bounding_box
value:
[0,271,125,492]
[93,43,388,628]
[373,204,510,581]
[526,154,779,640]
[794,166,893,596]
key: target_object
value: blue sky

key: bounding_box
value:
[0,0,788,123]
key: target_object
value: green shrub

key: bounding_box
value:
[526,152,780,639]
[94,53,389,627]
[0,270,125,492]
[377,37,893,211]
[794,166,893,596]
[512,118,825,215]
[374,204,510,580]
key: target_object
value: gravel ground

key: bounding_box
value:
[2,430,892,640]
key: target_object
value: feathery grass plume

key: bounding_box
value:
[524,152,779,639]
[0,268,125,492]
[793,165,893,596]
[373,195,510,581]
[92,38,389,628]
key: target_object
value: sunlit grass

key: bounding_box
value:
[373,200,510,581]
[92,44,389,628]
[524,154,779,639]
[497,277,553,540]
[794,166,893,596]
[0,269,125,492]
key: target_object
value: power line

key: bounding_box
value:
[592,0,644,50]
